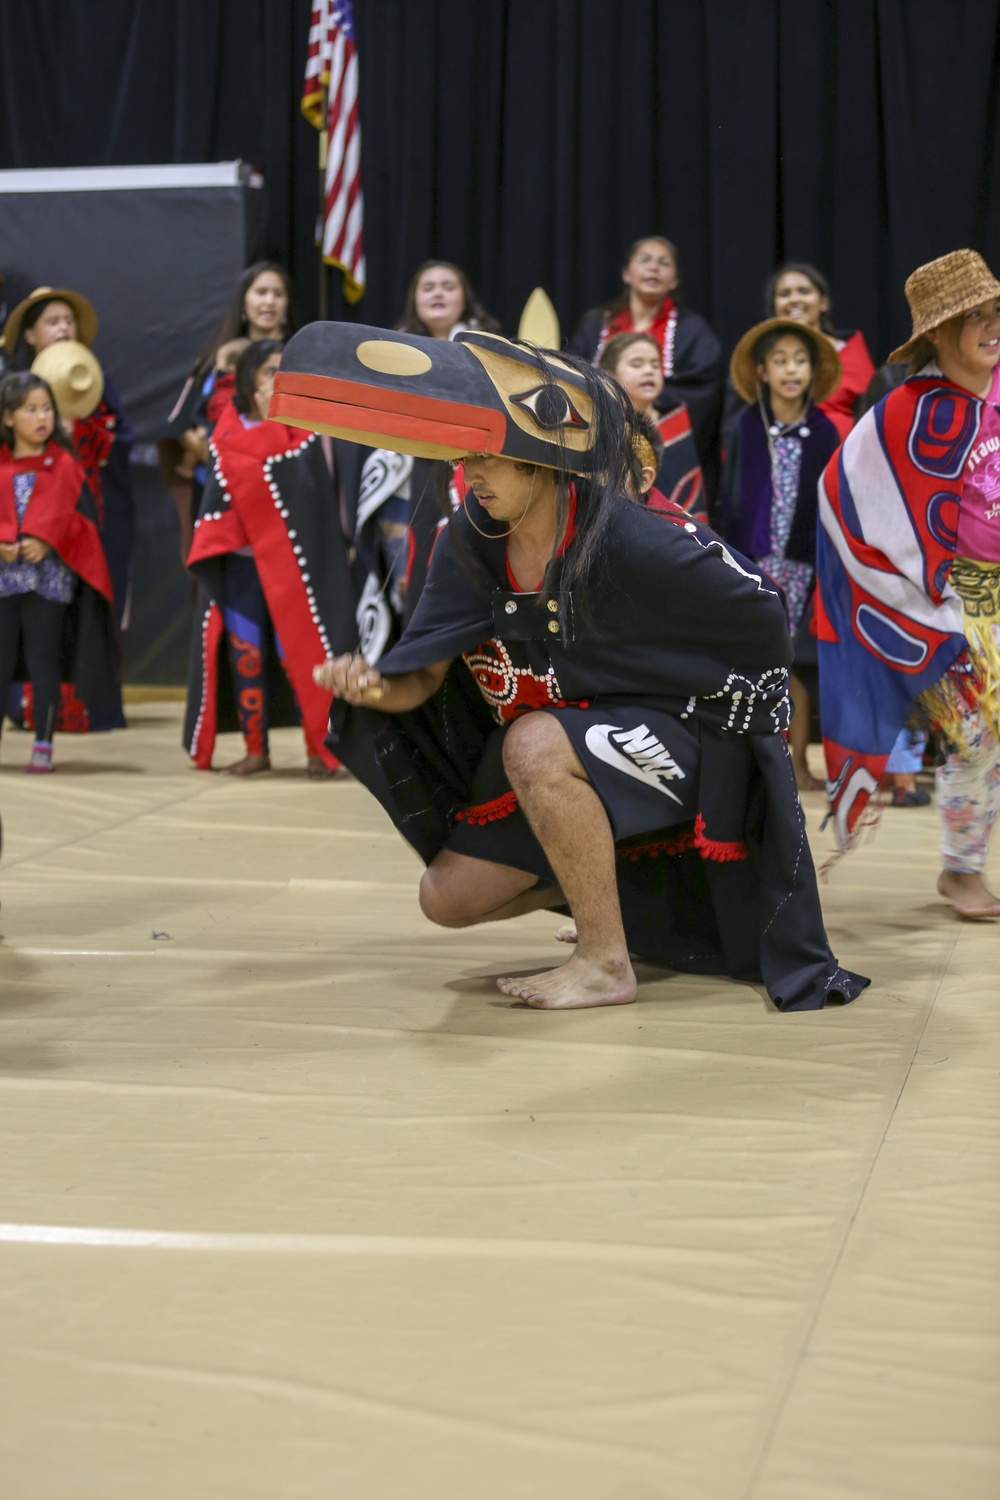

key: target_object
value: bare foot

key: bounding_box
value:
[219,754,271,777]
[554,922,578,944]
[794,764,825,793]
[306,756,338,780]
[937,869,1000,919]
[497,951,636,1010]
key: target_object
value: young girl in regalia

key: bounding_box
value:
[0,373,117,771]
[723,318,843,793]
[817,250,1000,917]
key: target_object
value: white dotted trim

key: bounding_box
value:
[263,439,332,658]
[188,606,215,760]
[462,637,564,722]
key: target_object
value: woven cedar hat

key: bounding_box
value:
[31,340,104,419]
[888,249,1000,363]
[3,285,99,355]
[729,317,842,405]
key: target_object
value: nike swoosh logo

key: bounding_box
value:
[584,723,685,803]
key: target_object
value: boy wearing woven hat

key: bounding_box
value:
[817,249,1000,917]
[723,318,842,793]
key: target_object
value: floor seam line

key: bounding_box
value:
[740,930,960,1500]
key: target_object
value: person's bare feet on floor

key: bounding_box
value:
[937,869,1000,918]
[220,754,271,776]
[554,922,578,944]
[497,951,636,1009]
[306,756,338,779]
[793,762,825,793]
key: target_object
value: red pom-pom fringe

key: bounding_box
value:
[616,829,696,861]
[694,812,748,862]
[455,790,518,826]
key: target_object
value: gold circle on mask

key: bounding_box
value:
[356,340,432,376]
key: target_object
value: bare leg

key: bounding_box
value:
[495,714,636,1010]
[789,674,824,792]
[936,869,1000,918]
[419,849,563,927]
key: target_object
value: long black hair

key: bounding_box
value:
[191,261,295,378]
[446,345,634,619]
[0,371,73,451]
[397,261,501,336]
[765,261,839,336]
[233,339,284,416]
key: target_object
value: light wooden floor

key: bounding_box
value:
[1,704,998,1500]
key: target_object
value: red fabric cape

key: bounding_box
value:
[597,295,678,373]
[187,403,337,767]
[0,442,112,600]
[818,330,877,441]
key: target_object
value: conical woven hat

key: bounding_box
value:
[729,318,842,405]
[31,340,104,419]
[3,285,98,354]
[888,249,1000,363]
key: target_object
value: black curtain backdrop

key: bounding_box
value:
[2,0,1000,367]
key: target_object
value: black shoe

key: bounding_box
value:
[890,786,931,808]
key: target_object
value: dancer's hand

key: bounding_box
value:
[313,653,386,703]
[19,536,51,563]
[0,541,19,563]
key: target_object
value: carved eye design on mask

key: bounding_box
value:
[509,384,589,431]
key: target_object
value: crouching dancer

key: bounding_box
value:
[270,323,867,1012]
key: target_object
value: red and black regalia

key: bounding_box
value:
[183,402,356,769]
[271,322,868,1013]
[648,405,707,521]
[69,371,133,729]
[0,441,120,731]
[570,297,724,479]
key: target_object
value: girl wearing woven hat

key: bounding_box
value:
[0,372,118,771]
[723,318,842,792]
[817,248,1000,917]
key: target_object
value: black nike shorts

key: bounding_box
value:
[444,703,702,880]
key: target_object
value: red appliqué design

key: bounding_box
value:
[463,638,567,723]
[73,403,116,519]
[21,682,91,734]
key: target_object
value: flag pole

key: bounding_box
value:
[317,127,329,321]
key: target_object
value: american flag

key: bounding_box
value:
[302,0,366,302]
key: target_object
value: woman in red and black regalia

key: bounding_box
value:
[765,263,876,441]
[569,237,724,486]
[183,341,356,777]
[0,373,118,772]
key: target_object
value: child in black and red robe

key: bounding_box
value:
[184,341,356,776]
[0,373,118,772]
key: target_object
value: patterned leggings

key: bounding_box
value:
[221,553,322,760]
[937,703,1000,874]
